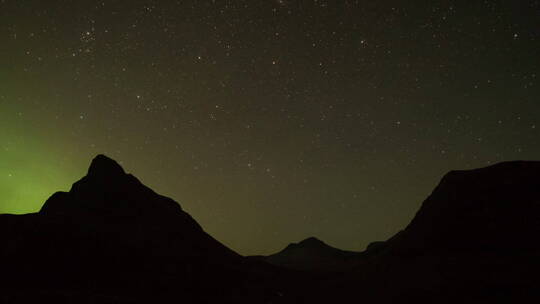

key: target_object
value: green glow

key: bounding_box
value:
[0,156,75,214]
[0,143,78,214]
[0,104,81,214]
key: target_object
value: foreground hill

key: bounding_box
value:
[352,161,540,303]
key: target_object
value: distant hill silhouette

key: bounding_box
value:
[1,156,539,303]
[261,237,362,271]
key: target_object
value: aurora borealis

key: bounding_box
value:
[1,1,539,255]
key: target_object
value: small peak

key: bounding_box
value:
[87,154,125,178]
[298,237,326,247]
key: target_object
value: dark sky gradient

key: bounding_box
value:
[1,0,539,255]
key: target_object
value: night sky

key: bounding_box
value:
[1,1,539,255]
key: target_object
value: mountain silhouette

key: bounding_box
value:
[263,237,362,271]
[40,154,239,259]
[353,161,540,303]
[367,161,540,256]
[1,156,539,303]
[0,155,286,303]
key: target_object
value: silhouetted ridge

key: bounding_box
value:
[3,158,540,303]
[377,160,540,256]
[348,161,540,303]
[281,237,327,251]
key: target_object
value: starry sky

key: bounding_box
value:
[1,0,539,255]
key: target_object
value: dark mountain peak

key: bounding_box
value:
[265,237,362,271]
[40,154,184,217]
[35,154,240,261]
[281,237,358,254]
[87,154,126,179]
[297,237,326,247]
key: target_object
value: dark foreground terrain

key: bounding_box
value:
[1,155,539,303]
